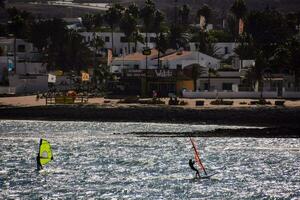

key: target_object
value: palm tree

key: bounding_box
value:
[192,31,217,57]
[90,34,104,68]
[207,68,218,91]
[230,0,247,39]
[245,51,267,98]
[185,63,206,91]
[230,0,247,20]
[82,14,95,31]
[197,4,212,26]
[140,0,155,48]
[128,3,140,52]
[168,24,190,50]
[0,0,5,9]
[178,4,190,30]
[104,4,123,55]
[128,3,139,19]
[92,64,111,92]
[120,9,137,54]
[152,10,167,68]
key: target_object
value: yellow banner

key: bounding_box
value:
[81,72,90,81]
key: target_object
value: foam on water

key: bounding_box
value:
[0,120,299,199]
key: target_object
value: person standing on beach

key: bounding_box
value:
[189,159,200,178]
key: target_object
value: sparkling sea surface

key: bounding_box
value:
[0,120,299,199]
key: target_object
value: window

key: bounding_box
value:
[204,83,209,90]
[225,47,228,54]
[149,37,156,43]
[120,37,128,43]
[134,64,139,69]
[176,64,182,70]
[17,45,26,52]
[222,83,233,91]
[105,36,110,42]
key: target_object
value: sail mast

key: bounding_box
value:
[190,137,207,175]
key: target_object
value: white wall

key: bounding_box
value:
[189,42,238,59]
[182,90,300,99]
[9,74,48,94]
[80,32,156,55]
[16,62,47,75]
[158,51,220,70]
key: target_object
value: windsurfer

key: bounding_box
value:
[189,159,200,178]
[36,138,43,171]
[36,153,43,171]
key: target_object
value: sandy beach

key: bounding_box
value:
[1,96,300,138]
[1,95,300,108]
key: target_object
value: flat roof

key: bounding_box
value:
[114,49,158,61]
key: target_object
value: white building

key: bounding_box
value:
[0,38,47,94]
[111,50,221,72]
[79,32,156,55]
[189,42,238,59]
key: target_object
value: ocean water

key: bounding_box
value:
[0,120,299,199]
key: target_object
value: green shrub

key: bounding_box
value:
[210,99,233,105]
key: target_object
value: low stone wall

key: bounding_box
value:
[183,91,299,99]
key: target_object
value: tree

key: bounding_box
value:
[120,9,137,54]
[61,31,93,73]
[246,10,291,59]
[245,51,268,98]
[178,4,190,29]
[90,34,105,68]
[0,0,5,9]
[140,0,155,47]
[288,38,300,87]
[128,3,140,52]
[82,14,97,31]
[168,24,189,50]
[230,0,247,20]
[94,13,103,29]
[207,68,218,91]
[104,4,123,55]
[128,3,139,19]
[230,0,247,39]
[92,64,111,92]
[152,9,167,68]
[186,63,206,91]
[29,18,92,73]
[196,4,212,25]
[192,31,217,57]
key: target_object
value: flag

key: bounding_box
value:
[200,15,206,30]
[54,70,64,76]
[239,18,244,35]
[81,72,90,81]
[7,58,14,72]
[48,74,56,83]
[107,49,113,66]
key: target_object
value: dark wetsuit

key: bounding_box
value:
[36,154,43,171]
[36,139,43,171]
[189,159,200,178]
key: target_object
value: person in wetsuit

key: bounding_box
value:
[36,139,43,171]
[189,159,200,178]
[36,153,43,171]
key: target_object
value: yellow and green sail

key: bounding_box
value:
[39,139,53,166]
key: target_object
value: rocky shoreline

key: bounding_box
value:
[0,105,300,137]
